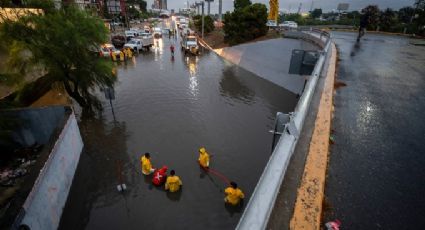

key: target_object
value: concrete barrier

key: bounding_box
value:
[13,110,83,230]
[235,31,331,230]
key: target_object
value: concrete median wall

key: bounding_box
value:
[14,110,83,230]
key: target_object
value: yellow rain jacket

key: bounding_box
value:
[224,187,245,205]
[165,175,182,192]
[198,148,210,168]
[141,156,153,175]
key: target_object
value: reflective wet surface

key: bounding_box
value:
[59,33,300,229]
[325,32,425,229]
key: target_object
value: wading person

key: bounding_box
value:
[165,170,183,192]
[357,14,369,42]
[141,153,155,175]
[224,181,244,206]
[170,44,175,57]
[198,147,210,169]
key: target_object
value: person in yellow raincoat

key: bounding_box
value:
[165,169,182,192]
[224,181,244,206]
[141,153,155,175]
[198,147,210,168]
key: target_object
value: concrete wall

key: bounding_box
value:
[16,111,83,230]
[213,38,319,95]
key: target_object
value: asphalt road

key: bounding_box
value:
[324,32,425,229]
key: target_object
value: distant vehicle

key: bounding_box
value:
[266,19,277,27]
[124,36,153,53]
[280,21,298,29]
[125,30,139,41]
[153,27,162,38]
[111,21,123,27]
[138,32,154,48]
[99,44,120,57]
[181,33,199,55]
[111,35,126,48]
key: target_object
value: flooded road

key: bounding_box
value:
[59,34,301,229]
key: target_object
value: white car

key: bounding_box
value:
[99,44,120,57]
[280,21,298,29]
[266,20,277,27]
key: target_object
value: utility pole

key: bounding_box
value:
[201,1,204,38]
[310,1,314,12]
[206,0,213,15]
[219,0,222,21]
[297,3,302,14]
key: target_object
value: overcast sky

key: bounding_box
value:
[147,0,417,14]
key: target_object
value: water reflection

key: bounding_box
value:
[224,200,244,217]
[166,188,182,202]
[184,55,199,97]
[59,114,131,229]
[219,67,255,104]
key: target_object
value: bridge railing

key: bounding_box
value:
[236,30,332,230]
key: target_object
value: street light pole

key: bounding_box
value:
[201,1,204,39]
[219,0,222,21]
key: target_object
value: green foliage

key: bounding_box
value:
[362,5,380,30]
[224,3,267,45]
[193,15,214,34]
[0,2,116,110]
[310,8,322,19]
[234,0,251,10]
[379,8,397,31]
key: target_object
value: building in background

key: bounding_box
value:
[152,0,167,10]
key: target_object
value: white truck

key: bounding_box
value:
[180,32,199,55]
[124,34,153,53]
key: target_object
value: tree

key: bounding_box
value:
[193,15,214,34]
[310,8,322,19]
[224,3,267,45]
[361,5,380,30]
[379,8,396,31]
[0,3,116,110]
[234,0,251,10]
[398,7,415,23]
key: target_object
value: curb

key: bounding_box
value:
[289,42,337,230]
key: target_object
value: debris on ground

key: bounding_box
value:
[325,219,341,230]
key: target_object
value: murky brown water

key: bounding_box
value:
[59,35,299,229]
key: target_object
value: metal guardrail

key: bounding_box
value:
[236,30,332,230]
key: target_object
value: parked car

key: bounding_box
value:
[111,35,126,48]
[280,21,298,29]
[266,19,277,27]
[99,44,121,58]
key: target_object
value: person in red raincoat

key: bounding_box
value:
[152,166,168,186]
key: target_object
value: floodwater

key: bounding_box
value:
[59,33,300,229]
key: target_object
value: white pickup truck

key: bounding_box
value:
[124,34,154,52]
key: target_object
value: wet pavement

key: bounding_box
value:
[324,32,425,229]
[57,26,317,229]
